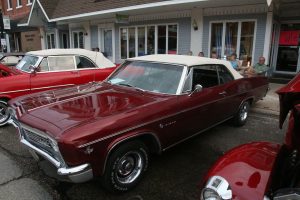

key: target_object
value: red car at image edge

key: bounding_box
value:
[200,73,300,200]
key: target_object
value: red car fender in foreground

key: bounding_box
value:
[201,142,281,199]
[201,73,300,200]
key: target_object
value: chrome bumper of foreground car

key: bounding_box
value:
[8,119,93,183]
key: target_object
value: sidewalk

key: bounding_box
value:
[251,83,284,116]
[0,129,52,200]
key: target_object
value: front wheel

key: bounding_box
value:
[233,101,250,126]
[0,100,10,127]
[102,141,149,193]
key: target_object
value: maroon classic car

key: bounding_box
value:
[0,48,116,126]
[200,73,300,200]
[8,55,268,192]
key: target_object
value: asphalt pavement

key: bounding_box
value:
[0,82,285,200]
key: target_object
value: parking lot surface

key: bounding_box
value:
[0,110,285,200]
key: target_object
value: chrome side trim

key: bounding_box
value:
[0,88,31,95]
[30,83,75,91]
[0,84,75,95]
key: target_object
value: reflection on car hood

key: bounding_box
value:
[276,73,300,128]
[15,82,162,130]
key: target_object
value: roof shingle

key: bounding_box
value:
[39,0,169,20]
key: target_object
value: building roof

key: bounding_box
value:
[39,0,168,20]
[128,54,243,79]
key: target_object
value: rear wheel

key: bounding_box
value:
[102,141,149,193]
[0,99,10,127]
[233,101,250,126]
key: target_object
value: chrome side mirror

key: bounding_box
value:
[189,84,203,96]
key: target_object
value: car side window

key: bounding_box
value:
[217,65,234,84]
[191,65,219,89]
[37,58,49,72]
[48,56,75,71]
[75,56,97,69]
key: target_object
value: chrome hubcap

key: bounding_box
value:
[116,151,143,184]
[240,104,248,121]
[0,102,9,124]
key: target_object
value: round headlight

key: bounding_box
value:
[201,176,232,200]
[201,188,221,200]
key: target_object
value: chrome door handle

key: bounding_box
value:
[219,91,227,96]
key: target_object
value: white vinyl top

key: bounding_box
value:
[27,48,115,68]
[129,54,243,79]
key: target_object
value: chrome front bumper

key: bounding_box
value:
[8,119,93,183]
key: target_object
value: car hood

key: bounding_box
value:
[276,73,300,128]
[203,142,281,200]
[13,82,164,131]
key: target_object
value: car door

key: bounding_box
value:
[30,56,79,93]
[174,65,231,139]
[216,64,241,118]
[76,56,115,83]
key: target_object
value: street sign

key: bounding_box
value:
[3,16,10,30]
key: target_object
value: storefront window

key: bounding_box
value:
[210,21,255,60]
[239,22,255,63]
[158,26,166,54]
[129,28,136,58]
[120,24,177,59]
[147,26,155,55]
[224,22,238,57]
[138,27,145,56]
[168,25,177,54]
[73,31,84,48]
[47,33,55,49]
[210,23,223,58]
[120,28,127,59]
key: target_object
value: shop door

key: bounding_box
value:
[99,28,114,62]
[276,26,300,73]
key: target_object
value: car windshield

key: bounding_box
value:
[107,61,184,94]
[16,55,39,72]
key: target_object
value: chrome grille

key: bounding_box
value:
[23,128,52,149]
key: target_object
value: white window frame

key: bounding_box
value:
[26,0,32,6]
[61,32,69,48]
[98,23,115,63]
[208,19,257,64]
[119,23,179,60]
[6,0,12,10]
[72,31,84,48]
[16,0,22,8]
[46,33,55,49]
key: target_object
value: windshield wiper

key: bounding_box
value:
[118,83,134,88]
[117,83,145,92]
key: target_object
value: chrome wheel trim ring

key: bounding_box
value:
[240,104,248,121]
[0,101,9,124]
[115,151,143,184]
